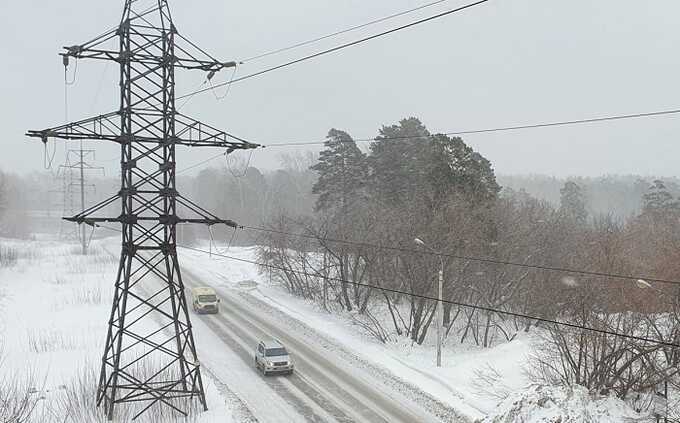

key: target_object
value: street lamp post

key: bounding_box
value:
[415,237,443,367]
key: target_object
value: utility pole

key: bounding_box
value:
[414,238,443,367]
[27,1,258,420]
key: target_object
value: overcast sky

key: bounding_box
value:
[1,0,679,178]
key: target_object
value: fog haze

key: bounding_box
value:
[1,0,679,177]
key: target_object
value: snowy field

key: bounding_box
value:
[0,237,654,422]
[0,238,241,423]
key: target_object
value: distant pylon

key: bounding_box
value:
[54,146,104,252]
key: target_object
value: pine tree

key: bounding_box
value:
[642,179,680,214]
[559,181,588,223]
[310,129,367,213]
[368,117,500,208]
[427,133,500,205]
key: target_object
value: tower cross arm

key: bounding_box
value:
[172,31,238,72]
[61,44,237,70]
[26,112,121,143]
[27,112,261,149]
[64,216,238,228]
[58,27,120,64]
[59,23,239,73]
[175,114,260,150]
[63,191,240,229]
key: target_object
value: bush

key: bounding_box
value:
[527,314,679,409]
[46,359,203,423]
[0,350,41,423]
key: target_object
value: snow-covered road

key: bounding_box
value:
[180,266,446,423]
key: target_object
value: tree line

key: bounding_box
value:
[251,117,679,412]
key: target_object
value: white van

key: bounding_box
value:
[191,287,220,314]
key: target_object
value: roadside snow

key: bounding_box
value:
[0,238,239,423]
[478,384,649,423]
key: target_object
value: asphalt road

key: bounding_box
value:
[181,267,445,423]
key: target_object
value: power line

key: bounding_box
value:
[126,106,680,287]
[78,105,679,286]
[240,0,453,63]
[161,118,680,288]
[91,224,680,349]
[170,107,680,153]
[180,244,680,349]
[241,224,680,288]
[225,149,254,178]
[177,151,227,175]
[158,105,680,195]
[87,146,680,289]
[209,66,239,101]
[176,0,491,101]
[176,147,256,176]
[260,108,680,148]
[168,107,680,151]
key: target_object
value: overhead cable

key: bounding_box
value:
[170,107,680,157]
[241,0,453,63]
[241,225,680,288]
[262,108,680,147]
[91,224,680,348]
[176,151,228,175]
[176,0,491,101]
[180,244,680,349]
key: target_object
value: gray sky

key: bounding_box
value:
[1,0,679,178]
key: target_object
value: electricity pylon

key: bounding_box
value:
[49,167,79,241]
[57,147,104,252]
[26,0,258,420]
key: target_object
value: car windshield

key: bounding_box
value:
[265,347,287,357]
[198,295,217,302]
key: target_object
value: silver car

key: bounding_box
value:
[254,339,294,376]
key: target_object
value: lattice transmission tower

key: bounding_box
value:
[54,147,105,251]
[27,0,258,419]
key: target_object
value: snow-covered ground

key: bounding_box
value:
[0,238,242,423]
[479,385,649,423]
[178,244,527,420]
[0,237,655,422]
[177,243,653,423]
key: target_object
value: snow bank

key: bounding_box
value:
[478,384,649,423]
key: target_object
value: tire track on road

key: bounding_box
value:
[194,309,344,422]
[182,267,441,423]
[183,275,359,423]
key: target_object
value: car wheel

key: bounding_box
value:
[287,370,293,376]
